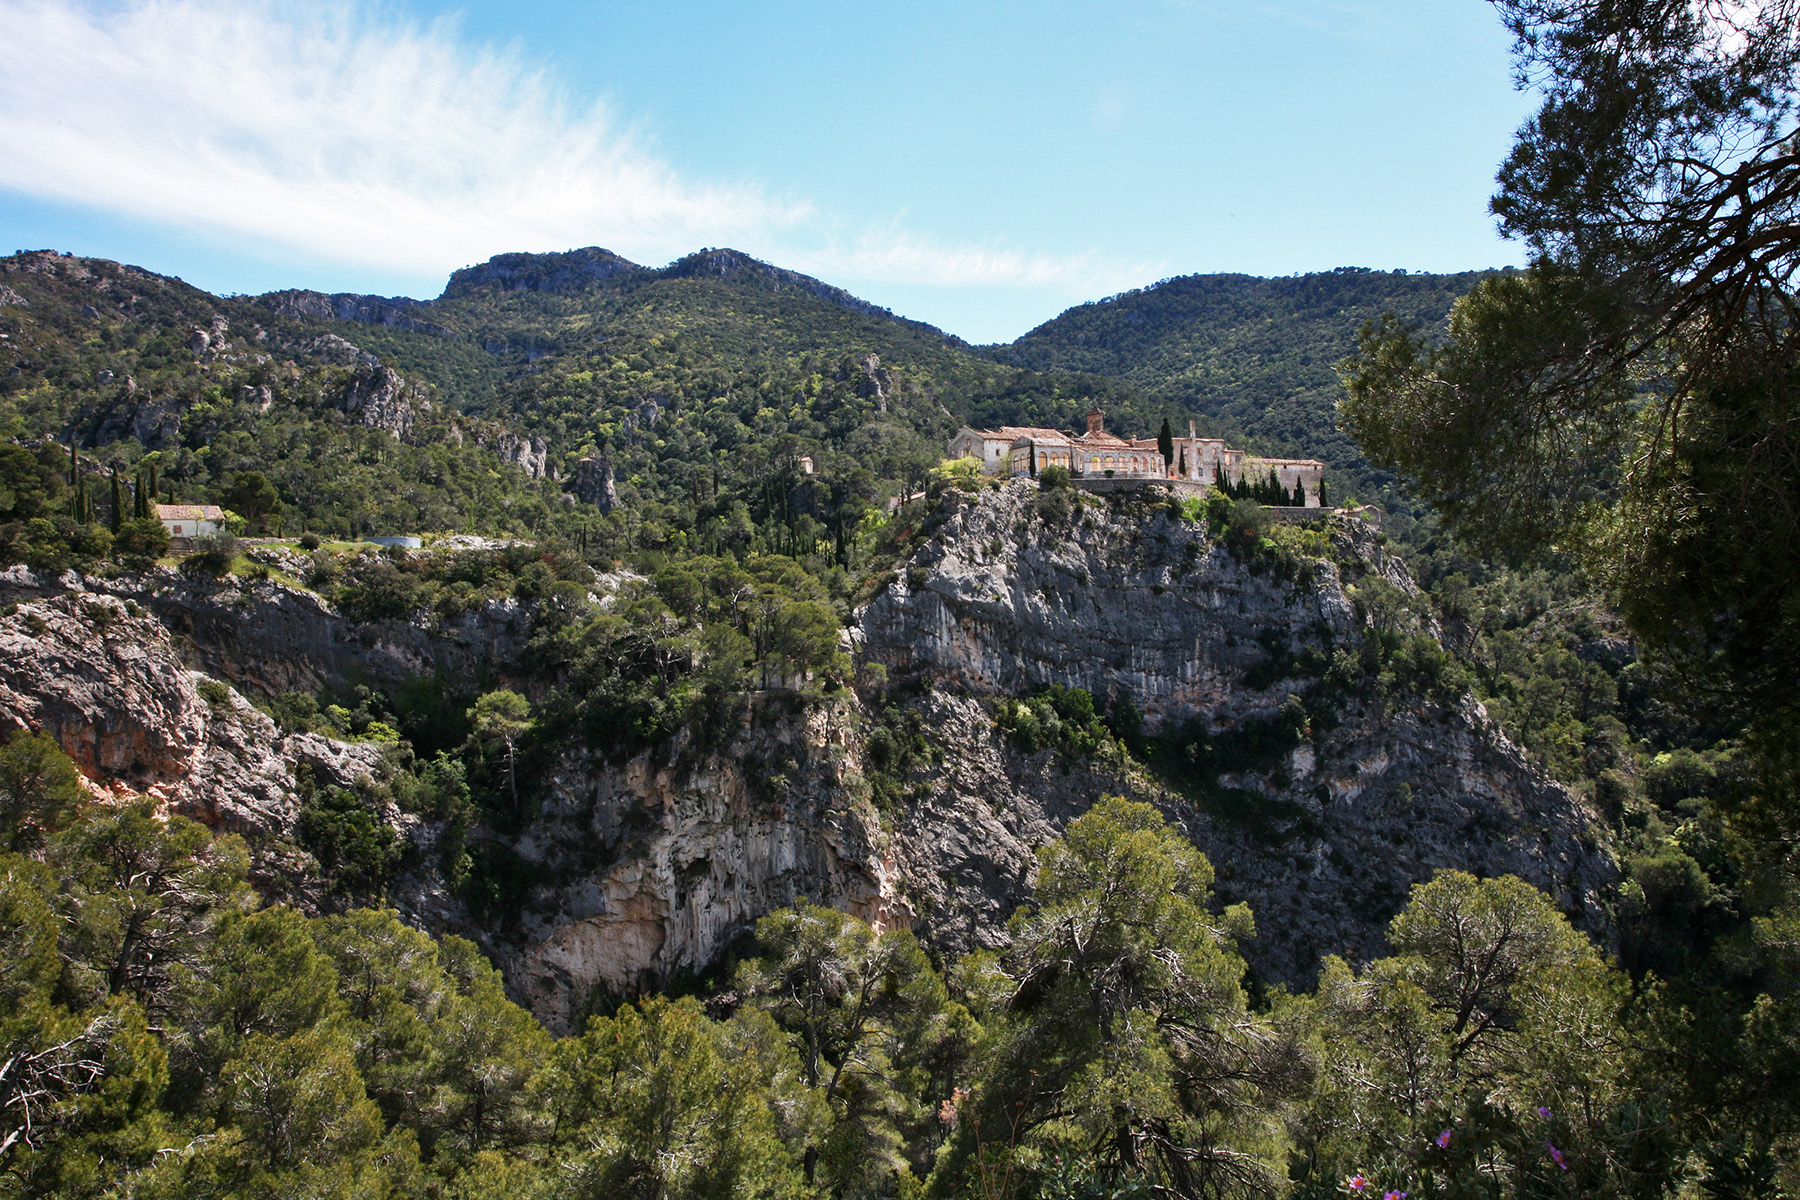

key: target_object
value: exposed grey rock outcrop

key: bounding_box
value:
[0,579,383,841]
[568,456,619,512]
[407,698,907,1035]
[335,363,428,440]
[856,353,894,410]
[444,247,646,298]
[256,288,453,337]
[488,430,556,480]
[856,481,1614,982]
[0,565,529,711]
[86,388,182,449]
[296,332,381,369]
[187,315,231,359]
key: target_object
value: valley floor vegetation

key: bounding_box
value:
[5,751,1796,1200]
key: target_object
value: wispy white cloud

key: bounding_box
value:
[0,0,811,278]
[0,0,1141,297]
[795,228,1157,295]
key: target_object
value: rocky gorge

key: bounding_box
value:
[0,481,1615,1029]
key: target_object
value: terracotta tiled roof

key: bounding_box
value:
[154,504,225,521]
[1075,431,1132,448]
[995,425,1072,441]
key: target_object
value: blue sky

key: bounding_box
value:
[0,0,1535,343]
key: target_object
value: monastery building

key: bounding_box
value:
[948,408,1327,507]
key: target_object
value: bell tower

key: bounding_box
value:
[1086,407,1105,437]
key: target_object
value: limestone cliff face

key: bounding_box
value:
[58,567,529,700]
[0,574,385,844]
[0,564,901,1034]
[856,482,1615,981]
[257,289,452,337]
[568,456,619,512]
[411,699,906,1035]
[0,482,1616,1025]
[487,430,556,481]
[859,483,1400,729]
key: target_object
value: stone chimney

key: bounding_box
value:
[1086,407,1105,437]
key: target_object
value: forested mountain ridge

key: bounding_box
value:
[0,246,1167,557]
[255,245,980,403]
[984,267,1502,501]
[0,249,581,539]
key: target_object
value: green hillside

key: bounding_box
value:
[0,246,1161,585]
[985,266,1500,503]
[0,252,579,545]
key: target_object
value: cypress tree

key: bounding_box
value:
[110,469,124,532]
[1157,418,1174,469]
[1178,446,1187,478]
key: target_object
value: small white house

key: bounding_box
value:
[154,503,226,539]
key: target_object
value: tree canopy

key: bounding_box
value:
[1339,0,1800,801]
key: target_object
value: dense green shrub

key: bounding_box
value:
[995,683,1120,761]
[297,783,402,902]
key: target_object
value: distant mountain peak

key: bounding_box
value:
[442,247,647,299]
[659,247,966,346]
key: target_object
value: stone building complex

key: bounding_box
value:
[948,408,1327,506]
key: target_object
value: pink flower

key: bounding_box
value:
[1384,1192,1408,1200]
[1347,1175,1369,1191]
[1536,1106,1553,1119]
[1435,1129,1453,1149]
[1547,1141,1568,1170]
